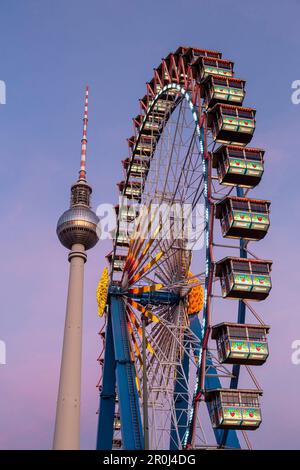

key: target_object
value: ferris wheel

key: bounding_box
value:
[96,46,272,450]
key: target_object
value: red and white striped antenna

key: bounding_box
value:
[79,85,89,180]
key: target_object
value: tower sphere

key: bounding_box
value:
[57,206,99,250]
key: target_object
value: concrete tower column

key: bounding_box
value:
[53,243,86,450]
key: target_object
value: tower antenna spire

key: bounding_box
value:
[79,85,89,180]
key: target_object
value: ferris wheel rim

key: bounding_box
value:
[109,76,213,450]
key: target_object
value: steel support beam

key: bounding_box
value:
[190,315,240,449]
[96,314,116,450]
[126,291,180,306]
[231,185,247,390]
[170,333,190,449]
[110,296,144,450]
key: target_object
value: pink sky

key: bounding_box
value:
[1,0,300,449]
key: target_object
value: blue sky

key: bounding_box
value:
[1,0,300,449]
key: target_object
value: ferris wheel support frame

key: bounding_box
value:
[96,311,116,449]
[189,314,240,448]
[170,330,190,449]
[97,293,144,450]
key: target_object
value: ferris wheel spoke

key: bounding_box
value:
[160,100,185,198]
[128,251,164,285]
[148,307,194,408]
[148,307,179,363]
[127,283,164,295]
[125,207,164,276]
[126,297,160,323]
[126,315,143,366]
[127,204,192,281]
[129,249,179,288]
[126,308,155,356]
[150,312,198,370]
[144,270,170,287]
[133,235,186,284]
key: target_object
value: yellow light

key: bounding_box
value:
[187,271,204,315]
[96,267,109,317]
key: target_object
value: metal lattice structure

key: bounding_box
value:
[96,47,272,450]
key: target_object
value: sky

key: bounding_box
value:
[0,0,300,450]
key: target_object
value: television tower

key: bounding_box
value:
[53,86,99,450]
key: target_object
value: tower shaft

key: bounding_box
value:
[53,243,86,450]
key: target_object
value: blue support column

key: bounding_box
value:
[110,295,144,450]
[220,187,247,446]
[190,314,240,449]
[96,313,116,450]
[170,334,190,449]
[230,297,246,389]
[231,185,247,389]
